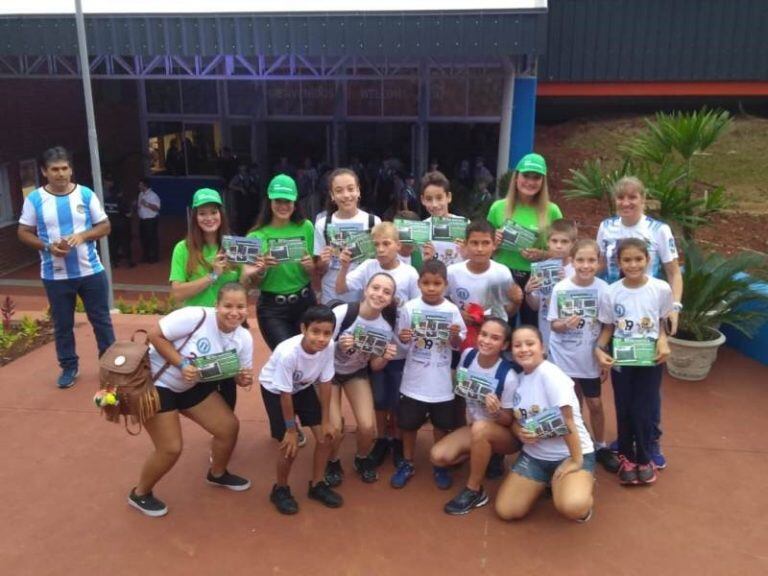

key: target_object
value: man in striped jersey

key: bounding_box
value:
[17,146,115,389]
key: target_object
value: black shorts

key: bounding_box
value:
[333,367,370,386]
[397,394,455,432]
[157,382,216,413]
[574,377,602,399]
[261,385,323,440]
[450,349,462,370]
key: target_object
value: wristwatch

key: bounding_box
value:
[209,271,220,283]
[672,302,683,312]
[178,357,192,369]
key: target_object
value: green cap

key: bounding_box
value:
[515,153,547,176]
[267,174,298,201]
[191,188,223,208]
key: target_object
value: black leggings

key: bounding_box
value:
[256,288,317,351]
[510,270,539,327]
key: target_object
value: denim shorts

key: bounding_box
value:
[511,450,596,484]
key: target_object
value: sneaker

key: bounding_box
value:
[390,459,415,489]
[354,455,379,483]
[433,466,453,490]
[485,453,506,479]
[369,437,391,468]
[595,447,621,474]
[296,426,307,448]
[324,459,344,487]
[270,484,299,515]
[617,456,639,485]
[128,488,168,518]
[391,438,405,467]
[308,480,344,508]
[650,446,667,470]
[57,368,79,389]
[444,486,489,515]
[206,469,251,491]
[576,508,593,523]
[608,439,619,453]
[637,463,657,485]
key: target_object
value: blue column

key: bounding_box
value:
[508,76,538,170]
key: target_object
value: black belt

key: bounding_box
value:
[260,287,311,305]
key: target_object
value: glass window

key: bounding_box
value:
[227,81,258,116]
[19,159,38,198]
[182,81,219,115]
[146,80,181,114]
[301,81,335,116]
[267,82,301,116]
[468,76,503,117]
[182,123,222,175]
[383,79,418,117]
[0,164,12,223]
[348,80,381,117]
[429,78,466,117]
[148,121,184,175]
[230,124,252,161]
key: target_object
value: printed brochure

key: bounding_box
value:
[556,289,599,319]
[268,237,307,262]
[431,216,468,242]
[501,220,538,250]
[326,222,365,250]
[612,337,657,366]
[523,406,569,439]
[191,349,241,382]
[345,231,376,263]
[454,367,498,401]
[394,219,431,244]
[353,325,392,357]
[222,235,262,264]
[411,309,452,343]
[531,260,564,291]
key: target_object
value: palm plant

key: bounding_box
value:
[678,241,768,342]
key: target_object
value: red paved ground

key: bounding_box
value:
[1,310,767,575]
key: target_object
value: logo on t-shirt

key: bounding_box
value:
[512,391,521,406]
[614,304,626,317]
[292,370,304,383]
[197,338,212,354]
[76,204,86,214]
[456,287,470,301]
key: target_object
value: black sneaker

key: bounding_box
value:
[391,438,405,467]
[128,488,168,518]
[595,447,621,474]
[308,480,344,508]
[485,453,506,479]
[369,437,391,468]
[324,459,344,487]
[354,455,379,483]
[206,469,251,491]
[270,484,299,515]
[444,486,489,515]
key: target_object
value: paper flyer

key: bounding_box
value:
[222,235,262,264]
[191,349,241,382]
[522,406,570,439]
[394,218,431,244]
[531,260,564,291]
[411,309,452,343]
[454,367,498,401]
[345,231,376,263]
[268,237,307,262]
[612,337,657,366]
[500,220,538,250]
[556,289,599,319]
[353,325,392,357]
[431,216,468,242]
[326,222,365,250]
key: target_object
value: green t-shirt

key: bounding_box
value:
[487,199,563,272]
[169,240,241,307]
[247,220,314,294]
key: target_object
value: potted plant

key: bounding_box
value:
[667,241,768,380]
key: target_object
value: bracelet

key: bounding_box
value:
[284,419,296,430]
[595,343,609,353]
[178,358,192,369]
[672,302,683,312]
[209,271,220,283]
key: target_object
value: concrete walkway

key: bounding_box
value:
[1,313,766,576]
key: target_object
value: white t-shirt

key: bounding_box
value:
[530,259,574,348]
[137,188,161,219]
[19,185,108,281]
[314,210,380,304]
[596,215,679,283]
[259,334,335,394]
[546,276,608,378]
[424,215,465,267]
[331,304,394,375]
[150,307,253,393]
[511,360,594,461]
[447,260,514,319]
[457,348,518,423]
[398,298,467,402]
[598,277,674,340]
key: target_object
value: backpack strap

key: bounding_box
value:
[461,349,478,369]
[153,309,207,382]
[368,212,375,230]
[493,358,514,397]
[336,302,360,339]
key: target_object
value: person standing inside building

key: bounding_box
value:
[137,177,161,264]
[17,146,116,389]
[228,163,259,235]
[103,172,134,267]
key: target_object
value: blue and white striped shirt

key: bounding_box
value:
[19,185,108,281]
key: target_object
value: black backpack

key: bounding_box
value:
[460,349,520,396]
[328,300,396,339]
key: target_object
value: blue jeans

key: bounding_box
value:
[43,271,115,371]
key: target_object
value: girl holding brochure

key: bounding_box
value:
[495,325,596,523]
[244,174,316,351]
[323,273,399,486]
[486,154,563,326]
[594,238,673,486]
[169,188,241,409]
